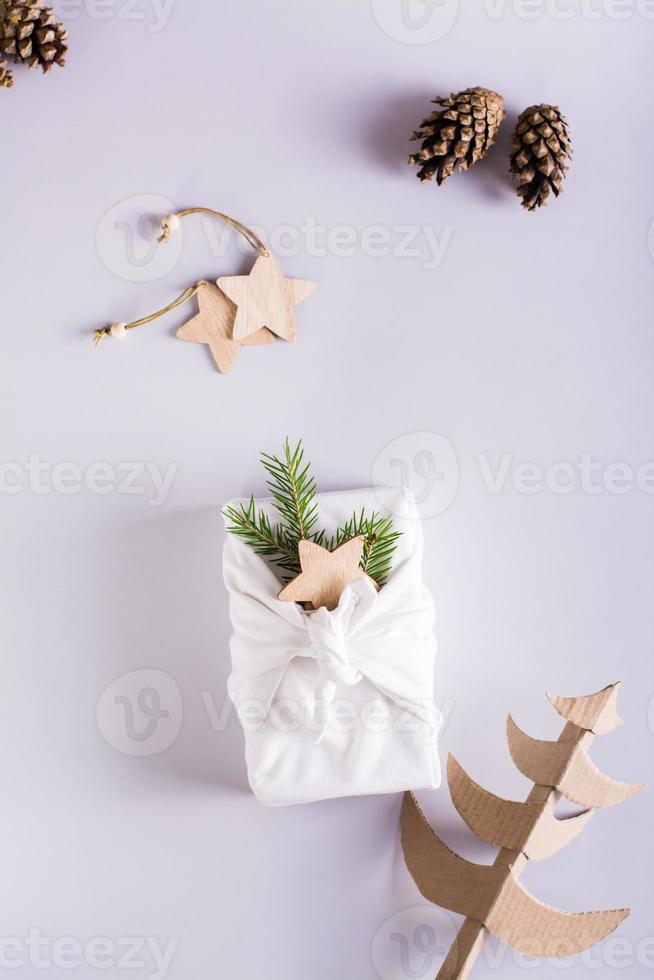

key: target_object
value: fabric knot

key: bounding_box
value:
[305,611,364,741]
[306,618,362,687]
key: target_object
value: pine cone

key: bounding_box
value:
[509,104,572,211]
[0,55,12,86]
[0,1,67,73]
[409,87,505,185]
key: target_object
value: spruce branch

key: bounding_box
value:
[222,495,302,575]
[330,509,402,587]
[223,439,401,589]
[260,438,323,549]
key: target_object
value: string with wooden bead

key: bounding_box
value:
[92,205,315,373]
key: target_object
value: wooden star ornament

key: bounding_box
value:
[218,253,315,342]
[176,281,275,374]
[278,536,377,611]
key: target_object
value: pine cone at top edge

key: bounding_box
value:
[0,55,12,86]
[509,104,572,211]
[408,86,505,186]
[0,1,68,73]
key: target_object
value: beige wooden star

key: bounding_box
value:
[217,253,315,342]
[278,536,377,611]
[176,281,275,374]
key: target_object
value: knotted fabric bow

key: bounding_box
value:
[225,544,438,741]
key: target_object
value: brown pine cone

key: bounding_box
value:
[409,87,505,186]
[509,104,572,210]
[0,55,12,86]
[0,1,67,73]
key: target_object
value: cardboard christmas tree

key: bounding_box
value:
[401,684,644,979]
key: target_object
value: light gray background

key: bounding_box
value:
[2,1,653,978]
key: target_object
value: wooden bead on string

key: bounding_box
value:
[92,206,316,374]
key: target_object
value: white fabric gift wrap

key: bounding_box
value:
[222,486,441,806]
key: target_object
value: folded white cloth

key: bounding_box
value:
[222,486,441,805]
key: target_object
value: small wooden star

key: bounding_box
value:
[176,281,275,374]
[278,536,377,611]
[217,253,315,342]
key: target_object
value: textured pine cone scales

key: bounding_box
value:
[0,2,67,72]
[409,87,505,185]
[509,104,572,211]
[0,56,12,86]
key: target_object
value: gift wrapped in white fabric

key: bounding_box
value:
[222,485,441,806]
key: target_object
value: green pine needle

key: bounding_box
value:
[223,439,401,588]
[260,438,323,549]
[222,494,302,574]
[330,509,402,587]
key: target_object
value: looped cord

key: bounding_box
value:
[156,207,269,256]
[93,205,269,346]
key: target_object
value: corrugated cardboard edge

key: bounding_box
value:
[547,682,623,735]
[506,715,645,808]
[401,791,629,957]
[447,754,593,860]
[489,876,629,957]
